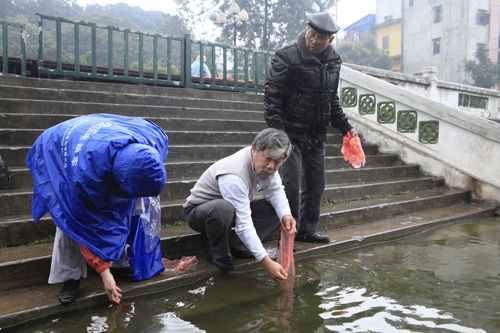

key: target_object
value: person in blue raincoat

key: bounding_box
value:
[26,114,168,305]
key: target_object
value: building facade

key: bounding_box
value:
[343,14,376,42]
[375,0,402,71]
[401,0,499,85]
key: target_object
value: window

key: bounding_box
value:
[433,5,442,23]
[382,36,389,50]
[384,15,393,22]
[476,10,489,25]
[498,36,500,63]
[432,38,441,54]
[409,0,414,6]
[458,93,488,109]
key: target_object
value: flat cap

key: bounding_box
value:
[307,11,340,34]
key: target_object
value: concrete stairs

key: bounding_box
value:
[0,75,496,329]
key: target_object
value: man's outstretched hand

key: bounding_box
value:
[262,256,288,281]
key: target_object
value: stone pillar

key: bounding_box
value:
[414,66,439,100]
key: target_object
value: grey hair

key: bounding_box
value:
[252,128,292,160]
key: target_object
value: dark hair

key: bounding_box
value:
[252,128,292,160]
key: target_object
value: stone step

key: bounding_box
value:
[0,177,445,247]
[0,113,268,132]
[0,85,263,111]
[0,99,264,121]
[0,128,346,147]
[0,187,487,293]
[0,163,416,217]
[0,129,260,147]
[1,153,397,191]
[0,76,264,102]
[0,143,381,168]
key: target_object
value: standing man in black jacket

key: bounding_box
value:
[264,11,358,244]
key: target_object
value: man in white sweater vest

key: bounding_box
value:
[184,128,296,281]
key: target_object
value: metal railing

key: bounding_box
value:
[36,13,185,87]
[185,39,272,92]
[0,20,27,76]
[32,13,273,93]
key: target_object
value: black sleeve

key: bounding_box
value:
[264,50,292,130]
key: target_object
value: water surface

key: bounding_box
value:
[17,216,500,332]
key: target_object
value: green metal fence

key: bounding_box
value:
[36,13,185,87]
[186,39,272,92]
[0,20,27,76]
[32,13,273,93]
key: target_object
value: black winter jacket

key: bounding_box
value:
[264,31,353,144]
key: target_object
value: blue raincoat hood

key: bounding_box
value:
[26,114,168,262]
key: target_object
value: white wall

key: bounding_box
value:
[402,0,492,84]
[346,63,500,121]
[340,65,500,202]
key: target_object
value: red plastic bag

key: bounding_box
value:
[277,225,295,276]
[341,133,366,169]
[162,256,198,273]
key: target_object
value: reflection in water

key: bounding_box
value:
[12,217,500,332]
[319,286,484,332]
[149,312,206,332]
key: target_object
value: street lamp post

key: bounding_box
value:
[215,1,249,46]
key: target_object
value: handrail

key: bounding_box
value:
[0,20,27,76]
[32,13,273,92]
[36,13,186,87]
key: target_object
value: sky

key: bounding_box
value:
[75,0,376,38]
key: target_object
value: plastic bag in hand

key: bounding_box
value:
[341,133,366,169]
[278,225,295,276]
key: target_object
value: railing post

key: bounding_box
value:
[182,34,192,88]
[200,42,205,84]
[166,37,172,82]
[139,32,144,79]
[254,52,259,93]
[20,28,27,76]
[123,29,129,78]
[2,22,8,75]
[233,47,238,89]
[211,45,216,86]
[37,14,44,75]
[107,26,114,78]
[153,34,159,81]
[222,46,227,88]
[55,17,62,74]
[90,23,97,76]
[244,49,249,91]
[74,23,80,74]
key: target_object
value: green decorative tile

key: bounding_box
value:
[377,101,395,123]
[359,94,376,115]
[419,120,439,144]
[397,110,417,133]
[342,87,357,107]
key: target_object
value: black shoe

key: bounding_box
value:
[58,279,80,305]
[295,232,330,244]
[208,250,234,271]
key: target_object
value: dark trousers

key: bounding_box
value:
[184,199,280,262]
[280,141,325,234]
